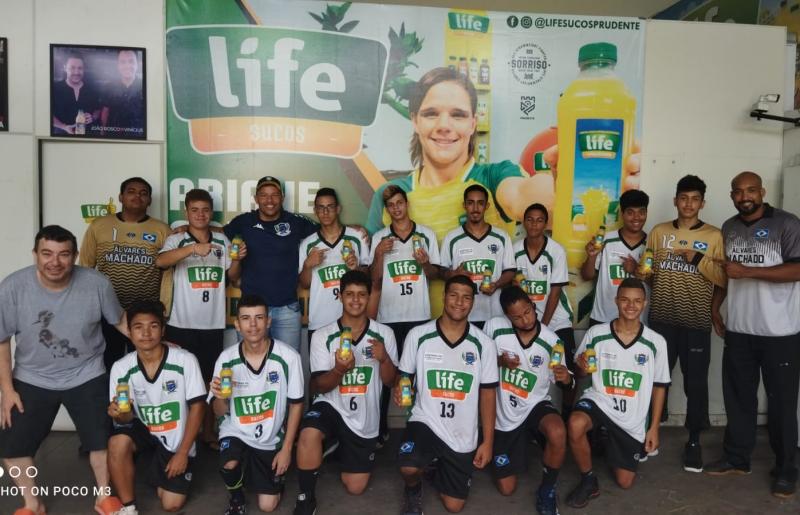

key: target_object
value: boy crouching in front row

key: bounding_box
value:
[107,300,207,514]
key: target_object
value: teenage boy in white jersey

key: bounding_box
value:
[486,286,571,515]
[395,275,499,514]
[368,184,441,443]
[157,188,242,447]
[441,185,515,328]
[107,301,206,514]
[294,270,398,515]
[299,188,370,339]
[581,190,649,325]
[565,278,669,509]
[209,294,304,514]
[514,203,574,359]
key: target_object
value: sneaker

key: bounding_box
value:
[110,506,138,515]
[535,484,560,515]
[224,498,247,515]
[637,448,659,463]
[771,477,797,499]
[566,475,600,509]
[704,458,751,476]
[322,440,339,460]
[293,493,316,515]
[401,483,424,515]
[95,496,124,515]
[682,442,703,473]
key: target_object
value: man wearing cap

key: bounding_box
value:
[225,176,318,352]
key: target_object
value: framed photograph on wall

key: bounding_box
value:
[50,44,146,140]
[0,37,8,132]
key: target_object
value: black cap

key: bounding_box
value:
[256,176,283,194]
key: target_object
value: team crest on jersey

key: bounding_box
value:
[362,346,374,359]
[494,454,510,467]
[679,239,688,246]
[540,264,549,274]
[487,243,500,254]
[635,353,648,365]
[163,380,178,393]
[126,232,136,239]
[462,352,476,365]
[213,247,223,258]
[755,228,769,239]
[268,371,280,384]
[692,241,708,251]
[530,355,543,368]
[275,222,291,236]
[142,232,157,243]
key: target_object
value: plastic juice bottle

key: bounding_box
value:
[230,235,243,260]
[75,109,86,135]
[594,225,606,250]
[638,248,654,275]
[480,267,492,292]
[479,59,490,85]
[585,348,598,373]
[399,375,413,407]
[550,341,565,369]
[340,326,352,359]
[341,240,353,261]
[116,382,131,413]
[412,234,423,253]
[553,42,636,270]
[219,367,233,398]
[469,57,479,84]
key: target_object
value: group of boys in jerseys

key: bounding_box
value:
[105,181,670,515]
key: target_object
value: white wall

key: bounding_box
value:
[0,1,788,427]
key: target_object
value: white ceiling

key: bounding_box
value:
[349,0,680,18]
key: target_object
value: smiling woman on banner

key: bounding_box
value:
[366,67,556,241]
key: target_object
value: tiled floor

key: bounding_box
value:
[0,427,797,514]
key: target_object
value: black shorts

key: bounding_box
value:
[165,326,224,383]
[491,400,560,479]
[111,419,194,495]
[0,375,109,458]
[573,398,643,472]
[300,402,377,473]
[397,421,475,500]
[219,436,284,495]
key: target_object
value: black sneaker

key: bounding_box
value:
[704,459,751,476]
[293,493,316,515]
[566,475,599,509]
[535,483,560,515]
[224,497,247,515]
[402,483,424,515]
[771,477,797,499]
[683,442,703,473]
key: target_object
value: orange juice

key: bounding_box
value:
[553,42,636,269]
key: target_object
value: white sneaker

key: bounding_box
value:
[112,505,138,515]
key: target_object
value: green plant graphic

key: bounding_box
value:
[308,1,359,32]
[382,23,424,119]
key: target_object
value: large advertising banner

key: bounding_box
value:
[166,0,645,324]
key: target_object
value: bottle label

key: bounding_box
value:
[571,119,624,236]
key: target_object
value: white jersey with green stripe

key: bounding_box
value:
[310,319,398,438]
[211,340,304,451]
[575,322,670,442]
[590,230,647,323]
[484,316,561,432]
[400,320,499,453]
[109,344,206,455]
[368,223,440,323]
[161,232,231,330]
[441,225,515,322]
[299,227,370,330]
[513,237,573,331]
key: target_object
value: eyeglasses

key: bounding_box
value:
[314,204,338,213]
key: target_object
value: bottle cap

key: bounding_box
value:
[578,43,617,66]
